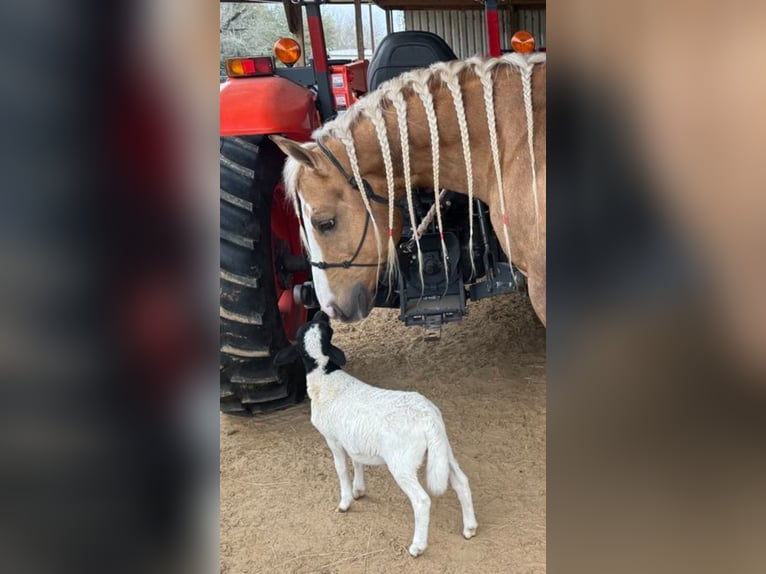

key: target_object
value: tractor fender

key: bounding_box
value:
[220,76,320,141]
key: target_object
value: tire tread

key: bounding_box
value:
[219,136,306,415]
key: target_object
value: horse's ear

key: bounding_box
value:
[270,135,319,169]
[273,345,299,367]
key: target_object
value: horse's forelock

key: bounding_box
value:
[283,156,301,202]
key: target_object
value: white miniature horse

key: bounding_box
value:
[274,312,478,557]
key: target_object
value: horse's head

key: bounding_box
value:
[271,135,396,322]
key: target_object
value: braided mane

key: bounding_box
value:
[285,52,546,284]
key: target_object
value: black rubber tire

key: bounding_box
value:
[220,136,306,415]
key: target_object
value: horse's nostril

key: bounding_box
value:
[356,288,365,311]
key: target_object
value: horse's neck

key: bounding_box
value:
[347,87,494,205]
[332,59,540,205]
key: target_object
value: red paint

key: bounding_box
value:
[502,213,509,225]
[330,59,369,109]
[388,228,394,237]
[307,14,328,73]
[270,184,309,342]
[219,75,319,140]
[486,10,501,57]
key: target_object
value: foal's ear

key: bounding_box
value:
[327,344,346,368]
[270,135,319,170]
[273,345,299,367]
[313,310,330,324]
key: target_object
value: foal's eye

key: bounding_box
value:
[314,219,336,233]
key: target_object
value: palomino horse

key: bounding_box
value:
[272,53,546,325]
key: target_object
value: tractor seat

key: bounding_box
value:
[367,31,457,91]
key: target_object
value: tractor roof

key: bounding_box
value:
[373,0,544,8]
[221,0,544,7]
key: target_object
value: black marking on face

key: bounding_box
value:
[294,318,347,376]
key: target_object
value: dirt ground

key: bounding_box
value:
[220,294,546,574]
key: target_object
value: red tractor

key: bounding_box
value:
[219,0,544,414]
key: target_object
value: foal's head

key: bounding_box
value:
[272,135,395,322]
[273,311,347,374]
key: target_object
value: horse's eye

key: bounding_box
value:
[314,219,336,233]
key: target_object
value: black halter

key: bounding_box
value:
[314,140,388,208]
[298,140,389,270]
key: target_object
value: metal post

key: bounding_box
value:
[385,9,393,35]
[354,0,365,61]
[484,0,502,57]
[304,2,334,121]
[295,13,305,67]
[368,3,375,54]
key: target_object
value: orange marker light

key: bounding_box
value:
[227,59,245,77]
[511,31,535,54]
[274,37,301,66]
[225,57,274,78]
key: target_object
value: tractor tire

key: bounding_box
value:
[220,135,306,415]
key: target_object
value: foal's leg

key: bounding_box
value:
[325,439,354,512]
[352,460,366,499]
[389,463,431,557]
[448,448,478,539]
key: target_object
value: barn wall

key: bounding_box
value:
[403,7,545,59]
[516,6,546,48]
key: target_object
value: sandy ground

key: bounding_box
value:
[220,294,546,574]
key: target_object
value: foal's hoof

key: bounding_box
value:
[408,543,427,557]
[463,523,478,539]
[336,501,351,513]
[352,488,366,500]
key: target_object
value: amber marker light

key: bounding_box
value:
[511,31,535,54]
[274,37,301,67]
[225,57,274,78]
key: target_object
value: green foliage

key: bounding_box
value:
[220,3,399,74]
[220,3,291,73]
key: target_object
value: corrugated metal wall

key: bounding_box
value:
[403,7,545,59]
[404,10,488,59]
[517,7,546,48]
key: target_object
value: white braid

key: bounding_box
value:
[442,66,476,279]
[496,55,545,242]
[310,53,546,148]
[390,89,425,294]
[363,106,398,291]
[411,78,450,289]
[474,61,513,265]
[335,133,383,272]
[519,65,539,242]
[282,54,547,292]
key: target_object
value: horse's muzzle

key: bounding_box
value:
[329,283,372,323]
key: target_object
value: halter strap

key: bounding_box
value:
[310,211,378,270]
[315,139,388,205]
[291,139,388,271]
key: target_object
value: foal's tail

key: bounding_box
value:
[425,421,450,496]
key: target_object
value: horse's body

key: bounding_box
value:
[274,53,546,325]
